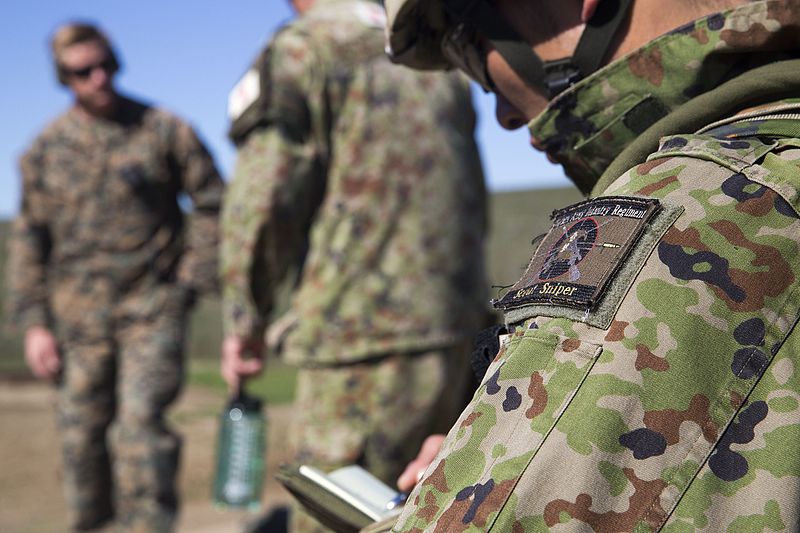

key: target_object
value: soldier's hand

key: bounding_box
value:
[221,334,265,390]
[397,434,446,492]
[24,326,61,380]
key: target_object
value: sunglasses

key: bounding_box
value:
[441,22,495,93]
[63,57,115,80]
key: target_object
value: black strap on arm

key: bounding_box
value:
[471,324,508,385]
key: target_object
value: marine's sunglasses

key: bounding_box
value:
[63,57,115,80]
[441,22,495,93]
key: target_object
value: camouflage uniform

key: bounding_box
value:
[6,96,224,531]
[220,0,488,529]
[392,1,800,531]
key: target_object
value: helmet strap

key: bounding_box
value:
[567,0,633,85]
[451,0,632,97]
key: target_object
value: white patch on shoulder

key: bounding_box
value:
[227,68,260,121]
[353,2,386,29]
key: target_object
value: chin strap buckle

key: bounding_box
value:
[543,58,583,98]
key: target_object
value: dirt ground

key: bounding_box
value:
[0,380,294,533]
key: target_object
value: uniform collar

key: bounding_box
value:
[528,0,800,195]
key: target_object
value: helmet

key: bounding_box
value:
[384,0,450,71]
[385,0,633,98]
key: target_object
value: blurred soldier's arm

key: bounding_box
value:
[171,120,226,297]
[220,30,324,388]
[6,144,60,380]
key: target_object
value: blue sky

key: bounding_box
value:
[0,1,571,218]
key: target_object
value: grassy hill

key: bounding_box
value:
[0,187,583,400]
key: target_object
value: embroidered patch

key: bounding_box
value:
[494,196,662,312]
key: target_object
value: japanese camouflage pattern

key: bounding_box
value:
[394,1,800,532]
[529,0,800,195]
[220,0,489,365]
[6,96,224,531]
[289,346,473,532]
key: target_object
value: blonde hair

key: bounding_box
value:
[51,22,118,83]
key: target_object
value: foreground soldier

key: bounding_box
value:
[386,0,800,530]
[6,23,224,531]
[220,0,488,530]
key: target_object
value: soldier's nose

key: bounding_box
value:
[495,92,526,131]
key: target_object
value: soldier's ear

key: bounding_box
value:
[581,0,602,22]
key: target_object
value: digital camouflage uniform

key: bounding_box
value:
[220,0,488,530]
[6,96,224,531]
[393,0,800,531]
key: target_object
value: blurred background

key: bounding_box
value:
[0,1,581,531]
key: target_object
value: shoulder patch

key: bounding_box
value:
[228,67,261,122]
[227,39,277,144]
[495,196,662,312]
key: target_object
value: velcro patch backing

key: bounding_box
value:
[494,196,662,312]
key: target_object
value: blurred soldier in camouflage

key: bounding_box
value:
[6,23,224,532]
[385,0,800,530]
[219,0,487,530]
